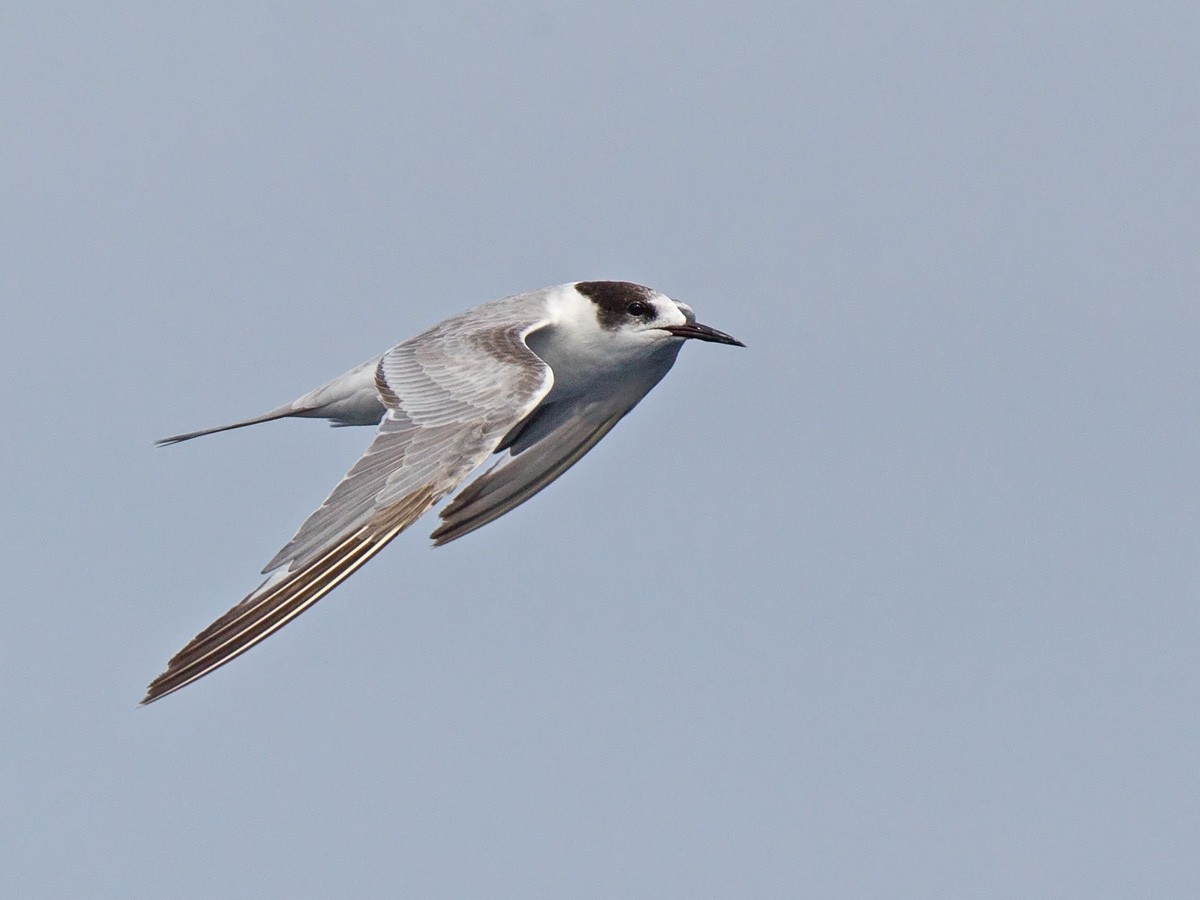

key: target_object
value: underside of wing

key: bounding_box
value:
[430,335,686,546]
[430,397,630,545]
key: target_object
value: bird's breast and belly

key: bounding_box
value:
[524,322,681,402]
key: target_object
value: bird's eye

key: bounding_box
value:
[626,301,651,318]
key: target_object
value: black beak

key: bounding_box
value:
[661,321,745,347]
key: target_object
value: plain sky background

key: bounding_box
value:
[3,3,1197,897]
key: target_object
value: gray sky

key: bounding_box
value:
[3,3,1197,897]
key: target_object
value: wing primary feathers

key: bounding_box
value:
[141,488,435,704]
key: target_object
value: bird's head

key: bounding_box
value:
[572,280,744,350]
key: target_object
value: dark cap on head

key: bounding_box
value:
[575,281,655,329]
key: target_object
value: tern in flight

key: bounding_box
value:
[144,281,743,703]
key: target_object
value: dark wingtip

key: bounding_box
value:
[140,671,173,705]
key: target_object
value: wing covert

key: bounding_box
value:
[265,308,553,573]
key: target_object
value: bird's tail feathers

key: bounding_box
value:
[155,405,304,446]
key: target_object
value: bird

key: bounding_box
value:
[143,280,743,703]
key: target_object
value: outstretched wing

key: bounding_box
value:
[143,303,554,703]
